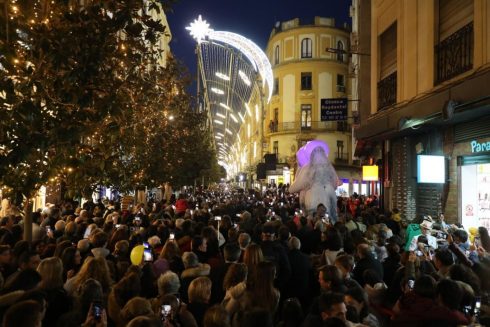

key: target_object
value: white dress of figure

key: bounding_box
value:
[290,146,338,220]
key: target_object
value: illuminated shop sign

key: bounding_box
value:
[471,140,490,153]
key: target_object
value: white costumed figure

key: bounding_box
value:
[289,146,339,222]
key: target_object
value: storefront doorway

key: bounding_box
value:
[461,160,490,229]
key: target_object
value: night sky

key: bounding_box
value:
[166,0,351,84]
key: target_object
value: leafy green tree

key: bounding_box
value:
[0,0,216,239]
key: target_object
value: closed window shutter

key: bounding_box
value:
[380,22,397,79]
[438,0,473,41]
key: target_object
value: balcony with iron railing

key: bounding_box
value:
[377,71,397,111]
[435,22,473,85]
[267,121,350,136]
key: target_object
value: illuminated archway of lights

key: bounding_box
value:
[186,15,273,102]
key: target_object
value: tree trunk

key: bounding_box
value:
[23,199,33,242]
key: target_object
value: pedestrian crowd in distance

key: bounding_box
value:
[0,185,488,327]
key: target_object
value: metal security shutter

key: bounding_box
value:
[438,0,473,42]
[454,117,490,143]
[391,137,416,220]
[380,22,397,79]
[416,183,443,217]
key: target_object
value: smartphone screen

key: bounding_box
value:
[143,242,149,249]
[407,279,415,289]
[92,303,103,321]
[143,248,153,262]
[169,233,175,240]
[161,304,171,317]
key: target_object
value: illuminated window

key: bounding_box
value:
[301,104,312,129]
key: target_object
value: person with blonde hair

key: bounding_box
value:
[160,239,184,275]
[203,305,230,327]
[187,276,212,326]
[64,256,112,296]
[38,257,64,289]
[37,257,72,325]
[108,272,142,327]
[242,243,263,284]
[222,263,248,316]
[121,297,156,326]
[241,261,280,314]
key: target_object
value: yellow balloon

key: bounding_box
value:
[469,226,478,243]
[130,245,144,266]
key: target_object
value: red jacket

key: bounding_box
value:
[175,199,188,214]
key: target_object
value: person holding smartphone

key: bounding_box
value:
[81,302,107,327]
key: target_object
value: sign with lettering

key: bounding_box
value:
[470,140,490,153]
[321,98,347,121]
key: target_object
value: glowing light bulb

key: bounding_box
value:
[215,72,230,80]
[239,70,251,86]
[219,103,231,110]
[229,113,238,123]
[211,88,224,95]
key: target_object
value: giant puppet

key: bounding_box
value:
[289,140,340,222]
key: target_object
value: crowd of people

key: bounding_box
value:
[0,185,488,327]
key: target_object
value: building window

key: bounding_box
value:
[336,74,345,93]
[298,139,312,150]
[378,22,397,110]
[274,45,280,65]
[301,38,312,58]
[273,78,279,95]
[273,108,279,132]
[435,0,473,84]
[337,40,344,62]
[269,108,279,133]
[337,140,344,158]
[301,72,312,90]
[273,141,279,154]
[301,104,312,129]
